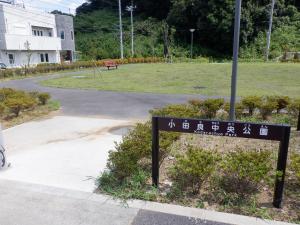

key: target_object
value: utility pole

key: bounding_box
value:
[126,4,136,57]
[266,0,276,61]
[190,29,195,59]
[229,0,242,121]
[118,0,124,59]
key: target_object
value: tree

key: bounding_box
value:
[24,40,32,69]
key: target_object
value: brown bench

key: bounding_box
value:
[104,60,118,70]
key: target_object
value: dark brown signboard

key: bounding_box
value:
[152,116,291,209]
[157,117,286,141]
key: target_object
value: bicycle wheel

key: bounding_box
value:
[0,150,5,168]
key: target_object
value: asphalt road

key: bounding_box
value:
[132,210,231,225]
[0,70,213,120]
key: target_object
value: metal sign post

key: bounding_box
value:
[229,0,242,121]
[152,116,291,208]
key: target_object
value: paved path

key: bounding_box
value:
[1,179,294,225]
[0,71,211,120]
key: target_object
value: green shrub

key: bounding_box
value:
[0,103,6,116]
[170,146,219,194]
[288,98,300,116]
[201,98,224,119]
[38,93,51,105]
[188,99,203,109]
[4,95,36,117]
[224,102,245,119]
[97,169,157,201]
[107,122,179,180]
[241,96,262,116]
[291,153,300,183]
[220,149,273,195]
[259,96,278,120]
[150,104,200,118]
[273,96,291,113]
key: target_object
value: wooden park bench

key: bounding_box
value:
[104,60,118,70]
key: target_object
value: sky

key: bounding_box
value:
[15,0,87,15]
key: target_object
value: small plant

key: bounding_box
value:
[223,102,245,119]
[188,99,203,109]
[38,93,51,105]
[97,169,157,202]
[259,96,278,120]
[4,95,36,117]
[107,122,179,180]
[241,96,262,116]
[220,149,272,196]
[0,103,6,116]
[288,98,300,116]
[201,98,224,119]
[169,146,219,194]
[274,96,290,113]
[150,104,200,118]
[291,153,300,183]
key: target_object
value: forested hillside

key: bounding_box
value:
[74,0,300,60]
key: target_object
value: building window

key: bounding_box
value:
[8,54,14,64]
[48,31,52,37]
[71,31,74,40]
[60,31,65,40]
[45,53,49,62]
[40,54,44,63]
[40,31,43,36]
[33,30,37,36]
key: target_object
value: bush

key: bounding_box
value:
[223,102,245,119]
[200,98,224,119]
[97,169,157,201]
[150,104,201,118]
[259,96,278,120]
[291,153,300,183]
[38,93,51,105]
[0,103,6,116]
[241,96,262,116]
[4,95,36,117]
[288,98,300,116]
[220,149,273,195]
[107,122,179,180]
[273,96,291,113]
[170,146,219,194]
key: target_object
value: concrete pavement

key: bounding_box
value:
[0,179,296,225]
[0,116,131,192]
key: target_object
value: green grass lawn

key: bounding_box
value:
[41,63,300,98]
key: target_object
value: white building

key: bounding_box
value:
[0,2,75,68]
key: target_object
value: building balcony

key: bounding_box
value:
[0,34,62,51]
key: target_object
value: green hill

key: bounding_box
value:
[74,1,300,60]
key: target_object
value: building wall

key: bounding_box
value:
[0,50,60,67]
[0,3,62,67]
[55,14,75,52]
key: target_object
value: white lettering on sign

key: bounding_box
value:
[243,124,251,135]
[196,122,204,131]
[168,119,175,129]
[260,126,269,136]
[212,122,220,132]
[226,123,235,134]
[182,120,190,130]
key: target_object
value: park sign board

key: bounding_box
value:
[152,116,291,208]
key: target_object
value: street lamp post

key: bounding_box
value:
[126,4,136,57]
[118,0,124,59]
[229,0,242,121]
[189,29,195,59]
